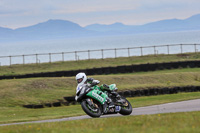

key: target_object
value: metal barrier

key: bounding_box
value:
[0,44,199,66]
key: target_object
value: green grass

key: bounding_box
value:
[0,52,200,76]
[1,68,200,107]
[0,91,200,124]
[1,52,200,132]
[0,105,83,124]
[128,91,200,108]
[0,111,200,133]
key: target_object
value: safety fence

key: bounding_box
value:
[0,43,200,66]
[23,85,200,109]
[1,60,200,80]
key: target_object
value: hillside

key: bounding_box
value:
[0,14,200,42]
[85,14,200,33]
[0,20,97,42]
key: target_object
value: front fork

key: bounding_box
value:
[84,98,99,112]
[85,98,98,109]
[85,98,94,107]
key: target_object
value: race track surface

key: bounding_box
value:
[1,99,200,126]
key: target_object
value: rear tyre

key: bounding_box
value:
[81,100,102,118]
[119,98,132,115]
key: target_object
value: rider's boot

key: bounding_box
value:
[111,91,125,104]
[103,103,108,114]
[111,91,121,99]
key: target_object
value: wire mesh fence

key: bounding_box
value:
[0,44,199,66]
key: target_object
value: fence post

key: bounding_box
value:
[36,54,38,64]
[167,45,169,55]
[49,53,51,63]
[9,56,12,66]
[194,44,197,53]
[75,51,77,61]
[128,48,130,57]
[140,47,143,56]
[101,49,104,59]
[23,55,25,65]
[115,48,117,58]
[154,46,156,55]
[62,52,64,62]
[180,44,183,54]
[88,50,90,60]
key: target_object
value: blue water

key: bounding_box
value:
[0,30,200,66]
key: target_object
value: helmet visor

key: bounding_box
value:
[77,78,83,83]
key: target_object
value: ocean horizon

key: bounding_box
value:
[0,30,200,66]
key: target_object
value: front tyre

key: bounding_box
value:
[119,98,132,115]
[81,100,102,118]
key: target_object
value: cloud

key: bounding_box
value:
[51,0,140,14]
[1,0,200,16]
[0,0,140,15]
[0,0,56,17]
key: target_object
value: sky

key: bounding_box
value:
[0,0,200,29]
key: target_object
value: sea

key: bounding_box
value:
[0,30,200,66]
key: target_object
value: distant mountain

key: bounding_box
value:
[0,14,200,42]
[0,27,13,35]
[16,19,86,34]
[15,19,100,40]
[85,14,200,33]
[0,27,14,41]
[129,14,200,33]
[0,27,13,32]
[185,14,200,25]
[85,22,132,32]
[0,19,97,42]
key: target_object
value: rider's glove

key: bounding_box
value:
[87,78,94,84]
[90,80,100,87]
[103,84,109,89]
[100,84,110,90]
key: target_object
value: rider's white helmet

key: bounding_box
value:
[75,72,87,86]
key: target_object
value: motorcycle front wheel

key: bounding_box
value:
[81,100,102,118]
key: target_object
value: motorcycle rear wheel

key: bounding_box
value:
[119,98,132,115]
[81,100,102,118]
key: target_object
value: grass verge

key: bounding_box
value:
[0,111,200,133]
[0,91,200,124]
[1,68,200,107]
[0,52,200,76]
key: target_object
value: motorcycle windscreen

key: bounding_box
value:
[109,84,117,91]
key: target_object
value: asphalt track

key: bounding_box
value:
[0,99,200,126]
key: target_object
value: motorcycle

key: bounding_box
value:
[76,84,132,118]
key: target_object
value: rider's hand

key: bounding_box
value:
[103,84,109,89]
[87,78,94,83]
[93,80,100,84]
[90,80,100,86]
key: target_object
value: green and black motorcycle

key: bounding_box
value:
[76,84,132,118]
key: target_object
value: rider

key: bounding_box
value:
[75,72,113,113]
